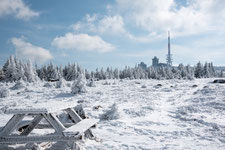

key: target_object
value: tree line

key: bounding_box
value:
[0,55,218,82]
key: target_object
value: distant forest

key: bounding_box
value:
[0,55,222,82]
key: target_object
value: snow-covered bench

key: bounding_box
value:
[0,103,98,149]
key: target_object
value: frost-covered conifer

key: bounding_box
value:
[17,61,26,81]
[165,67,173,79]
[4,56,18,82]
[185,65,194,80]
[113,68,119,79]
[56,78,66,88]
[24,60,38,82]
[71,73,87,94]
[204,62,210,78]
[46,62,59,81]
[0,69,5,81]
[194,62,204,78]
[85,69,91,79]
[178,64,187,79]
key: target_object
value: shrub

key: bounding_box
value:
[43,82,53,88]
[0,87,9,98]
[56,78,66,88]
[71,74,87,94]
[11,80,26,90]
[100,103,120,120]
[87,79,96,87]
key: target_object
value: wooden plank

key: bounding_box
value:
[35,123,74,129]
[0,135,81,144]
[21,115,43,136]
[0,114,25,136]
[17,121,76,129]
[66,108,95,138]
[65,108,95,138]
[5,108,48,114]
[63,119,98,136]
[42,113,65,134]
[5,102,78,114]
[65,108,82,123]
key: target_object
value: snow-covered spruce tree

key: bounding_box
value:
[185,65,194,80]
[2,56,10,73]
[113,68,119,79]
[37,65,47,81]
[63,63,79,81]
[203,62,216,78]
[4,55,19,82]
[209,62,216,77]
[178,64,188,79]
[194,62,204,78]
[157,67,166,79]
[58,65,64,79]
[100,68,106,80]
[106,67,113,79]
[0,68,5,81]
[165,67,173,79]
[24,60,38,82]
[17,61,26,81]
[46,62,59,81]
[85,69,91,80]
[149,67,158,79]
[203,62,211,78]
[71,72,87,94]
[56,78,66,88]
[94,68,98,80]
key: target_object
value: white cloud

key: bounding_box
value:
[72,14,128,35]
[0,0,39,20]
[98,15,126,34]
[52,33,115,53]
[11,37,53,63]
[115,0,225,37]
[71,0,225,42]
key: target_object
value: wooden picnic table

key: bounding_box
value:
[0,103,98,149]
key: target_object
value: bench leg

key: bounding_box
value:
[21,115,43,136]
[65,108,94,139]
[0,114,25,136]
[42,113,66,134]
[68,141,83,150]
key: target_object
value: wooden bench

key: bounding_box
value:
[0,103,98,149]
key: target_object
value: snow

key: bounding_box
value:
[0,78,225,149]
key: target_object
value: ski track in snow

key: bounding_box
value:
[0,79,225,149]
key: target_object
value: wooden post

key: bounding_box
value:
[21,115,43,136]
[65,108,82,123]
[65,108,94,138]
[0,114,25,136]
[42,113,66,134]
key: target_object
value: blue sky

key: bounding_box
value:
[0,0,225,70]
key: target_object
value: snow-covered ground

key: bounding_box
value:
[0,78,225,149]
